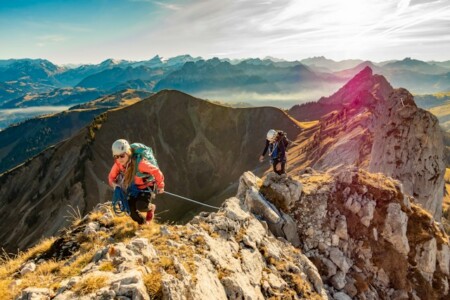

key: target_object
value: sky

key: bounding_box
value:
[0,0,449,65]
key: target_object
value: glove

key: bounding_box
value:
[158,188,165,194]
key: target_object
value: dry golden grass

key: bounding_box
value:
[159,256,174,270]
[88,210,106,223]
[72,274,108,296]
[59,249,97,278]
[143,265,163,298]
[65,205,83,227]
[98,261,115,272]
[135,223,161,240]
[299,120,319,129]
[443,169,450,224]
[17,259,62,292]
[287,273,322,299]
[443,174,450,234]
[0,207,161,299]
[0,255,21,281]
[110,215,139,243]
[21,237,56,262]
[0,279,13,300]
[122,98,141,106]
[0,237,55,282]
[359,171,397,194]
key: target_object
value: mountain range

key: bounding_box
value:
[0,56,449,115]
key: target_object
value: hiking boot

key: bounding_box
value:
[146,204,156,223]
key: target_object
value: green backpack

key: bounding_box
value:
[130,143,159,182]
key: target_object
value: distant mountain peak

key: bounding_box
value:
[262,56,285,62]
[354,65,373,79]
[148,55,162,62]
[99,58,126,67]
[164,54,200,66]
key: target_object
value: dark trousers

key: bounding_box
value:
[272,159,286,175]
[128,192,152,225]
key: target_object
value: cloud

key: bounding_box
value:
[138,0,449,61]
[129,0,181,10]
[154,1,181,10]
[36,35,67,42]
[35,34,67,47]
[410,0,441,5]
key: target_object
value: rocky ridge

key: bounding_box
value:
[4,166,449,299]
[4,174,326,300]
[288,67,445,220]
[255,167,449,299]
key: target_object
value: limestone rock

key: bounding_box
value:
[335,215,348,240]
[245,187,281,224]
[83,222,100,235]
[437,244,450,275]
[329,248,352,274]
[112,270,149,300]
[360,200,376,227]
[382,203,410,256]
[414,238,436,281]
[330,271,346,290]
[261,172,302,212]
[334,291,352,300]
[17,287,53,300]
[20,262,36,276]
[369,88,445,219]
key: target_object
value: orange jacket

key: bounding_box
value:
[108,157,165,190]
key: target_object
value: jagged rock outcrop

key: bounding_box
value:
[8,183,326,300]
[290,67,445,220]
[256,167,449,299]
[369,88,445,219]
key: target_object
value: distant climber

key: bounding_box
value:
[259,129,289,175]
[108,139,165,225]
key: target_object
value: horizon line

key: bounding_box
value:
[1,54,449,67]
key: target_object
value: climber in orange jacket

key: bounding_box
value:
[108,139,165,225]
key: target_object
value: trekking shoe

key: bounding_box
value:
[146,204,156,223]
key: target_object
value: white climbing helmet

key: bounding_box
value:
[112,139,131,156]
[266,129,277,142]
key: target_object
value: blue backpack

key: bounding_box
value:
[130,143,159,182]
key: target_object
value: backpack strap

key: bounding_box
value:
[134,155,156,183]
